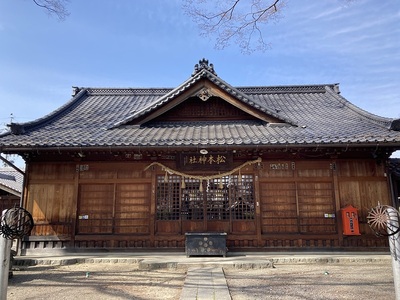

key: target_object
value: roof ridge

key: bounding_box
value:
[0,173,16,181]
[82,85,337,95]
[192,58,217,76]
[238,84,335,94]
[87,88,173,95]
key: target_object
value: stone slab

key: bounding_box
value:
[180,267,231,300]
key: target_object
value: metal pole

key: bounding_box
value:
[387,207,400,300]
[0,210,12,300]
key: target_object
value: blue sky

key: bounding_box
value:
[0,0,399,163]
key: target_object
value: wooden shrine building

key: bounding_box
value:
[0,167,23,213]
[1,59,400,254]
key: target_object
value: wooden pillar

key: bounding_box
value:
[332,160,343,246]
[0,210,12,300]
[254,171,262,247]
[70,164,80,248]
[149,167,156,247]
[388,207,400,300]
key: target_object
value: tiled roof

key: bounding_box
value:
[0,61,400,151]
[0,167,23,196]
[389,159,400,177]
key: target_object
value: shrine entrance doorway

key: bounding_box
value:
[155,174,256,235]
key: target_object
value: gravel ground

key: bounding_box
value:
[7,264,186,300]
[224,263,395,300]
[7,261,395,299]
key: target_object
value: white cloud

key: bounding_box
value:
[312,6,343,20]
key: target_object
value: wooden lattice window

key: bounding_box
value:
[156,174,255,221]
[228,175,255,220]
[182,178,204,220]
[156,175,181,220]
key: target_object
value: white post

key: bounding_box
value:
[387,207,400,300]
[0,210,12,300]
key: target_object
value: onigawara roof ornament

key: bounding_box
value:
[192,58,217,76]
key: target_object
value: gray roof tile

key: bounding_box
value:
[1,65,400,151]
[0,167,23,195]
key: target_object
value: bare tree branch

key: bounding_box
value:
[27,0,358,52]
[183,0,286,54]
[183,0,357,54]
[32,0,70,20]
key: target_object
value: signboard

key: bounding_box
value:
[178,152,233,171]
[269,162,295,170]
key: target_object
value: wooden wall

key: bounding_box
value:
[336,160,390,247]
[23,164,75,250]
[0,193,20,213]
[20,158,391,253]
[259,161,336,234]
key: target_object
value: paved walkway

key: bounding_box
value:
[180,267,231,300]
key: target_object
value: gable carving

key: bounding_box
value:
[197,88,212,101]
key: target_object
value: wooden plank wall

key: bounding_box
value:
[25,164,75,238]
[22,162,153,251]
[21,158,391,252]
[337,160,390,247]
[77,183,151,234]
[256,159,388,249]
[259,161,336,235]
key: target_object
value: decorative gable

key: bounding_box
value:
[117,59,292,127]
